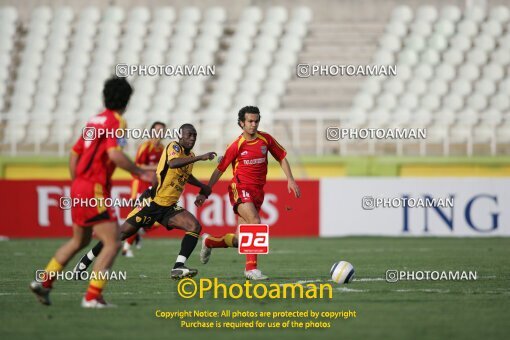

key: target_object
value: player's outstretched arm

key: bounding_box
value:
[168,152,216,169]
[207,168,224,189]
[107,148,155,183]
[187,175,212,197]
[195,168,224,207]
[279,158,301,198]
[139,164,158,171]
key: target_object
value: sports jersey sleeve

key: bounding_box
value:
[267,134,287,161]
[217,141,239,172]
[71,136,85,155]
[135,142,149,165]
[167,142,183,161]
[105,117,126,151]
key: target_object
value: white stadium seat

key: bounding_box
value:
[427,34,448,51]
[416,6,438,22]
[410,20,432,36]
[421,94,440,111]
[474,79,496,96]
[434,19,455,37]
[489,6,510,23]
[481,20,502,37]
[440,6,461,22]
[457,20,478,37]
[435,64,456,81]
[464,6,486,22]
[386,21,407,37]
[391,6,413,23]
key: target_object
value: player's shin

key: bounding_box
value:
[245,254,258,271]
[74,242,104,273]
[204,233,236,248]
[174,232,200,268]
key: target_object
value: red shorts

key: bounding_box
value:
[228,183,265,214]
[71,178,117,227]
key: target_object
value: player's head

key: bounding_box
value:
[150,121,166,142]
[103,76,133,113]
[238,106,260,135]
[178,123,197,151]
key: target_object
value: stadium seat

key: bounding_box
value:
[440,6,461,22]
[434,19,455,37]
[481,20,503,37]
[434,64,455,81]
[416,6,438,22]
[421,49,440,65]
[292,6,312,23]
[465,6,486,22]
[474,79,496,96]
[489,6,510,23]
[391,5,413,23]
[457,19,478,37]
[421,93,440,111]
[433,109,456,125]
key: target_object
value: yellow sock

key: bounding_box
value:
[42,257,64,288]
[45,257,64,273]
[224,233,235,247]
[85,277,107,301]
[205,233,236,248]
[90,277,107,289]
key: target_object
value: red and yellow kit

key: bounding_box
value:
[130,140,164,199]
[70,109,127,226]
[217,131,287,213]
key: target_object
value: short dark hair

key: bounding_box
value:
[237,106,260,128]
[179,123,195,133]
[103,77,133,111]
[150,121,166,130]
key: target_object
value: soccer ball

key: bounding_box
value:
[330,261,355,284]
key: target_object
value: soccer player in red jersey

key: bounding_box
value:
[195,106,301,280]
[122,121,166,257]
[30,77,154,308]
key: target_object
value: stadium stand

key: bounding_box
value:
[0,2,509,156]
[349,4,510,156]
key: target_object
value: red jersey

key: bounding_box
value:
[130,140,164,198]
[71,109,127,189]
[217,131,287,187]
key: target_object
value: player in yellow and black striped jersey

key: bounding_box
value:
[72,124,217,279]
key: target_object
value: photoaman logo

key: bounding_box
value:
[238,224,269,254]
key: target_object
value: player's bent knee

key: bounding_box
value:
[190,222,201,234]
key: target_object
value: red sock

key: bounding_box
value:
[245,254,257,271]
[126,234,137,245]
[205,233,235,248]
[84,282,104,301]
[41,272,55,289]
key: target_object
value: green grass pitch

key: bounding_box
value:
[1,237,509,340]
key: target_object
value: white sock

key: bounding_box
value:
[176,255,187,265]
[86,249,96,261]
[123,242,131,251]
